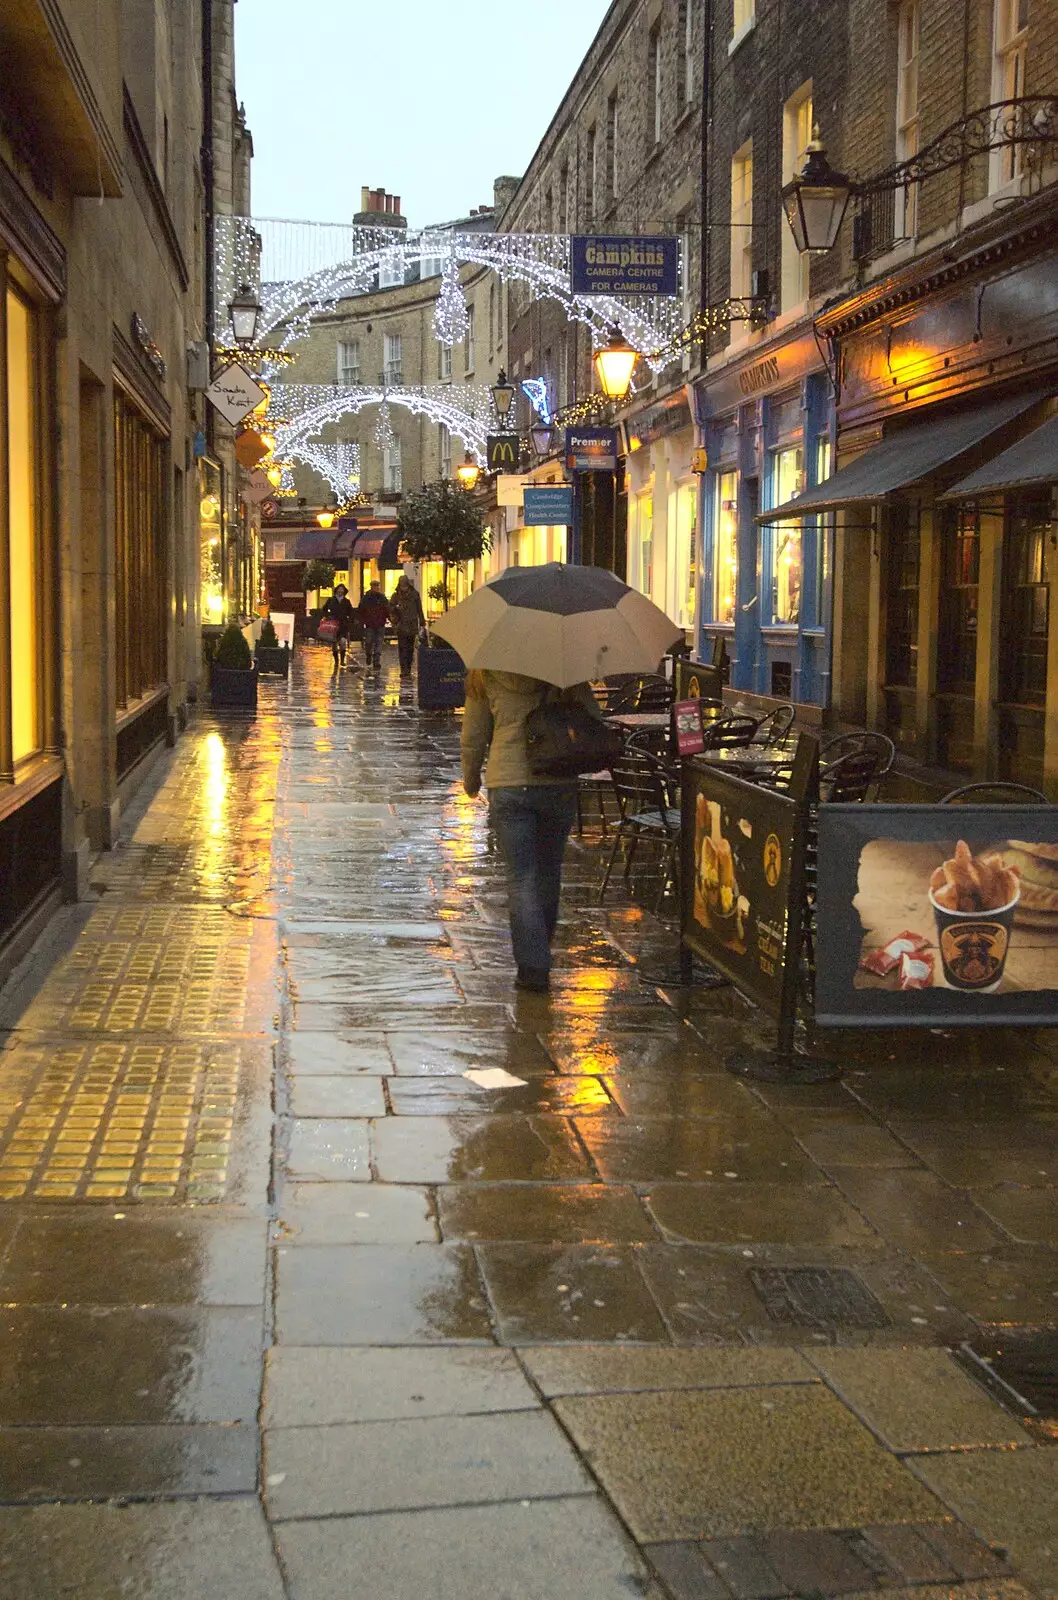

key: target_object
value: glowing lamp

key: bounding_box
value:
[266,465,283,487]
[531,423,555,457]
[229,284,262,348]
[259,432,276,454]
[457,453,480,491]
[316,510,336,530]
[781,130,852,254]
[490,369,516,421]
[593,326,638,401]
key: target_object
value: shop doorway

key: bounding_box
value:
[936,505,979,771]
[998,492,1050,788]
[883,501,921,755]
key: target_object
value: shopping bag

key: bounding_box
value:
[316,616,340,644]
[526,694,624,778]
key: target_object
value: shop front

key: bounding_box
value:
[621,388,697,640]
[796,193,1058,792]
[695,331,833,708]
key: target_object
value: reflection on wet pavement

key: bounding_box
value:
[0,644,1055,1594]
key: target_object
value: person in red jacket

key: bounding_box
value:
[358,580,391,671]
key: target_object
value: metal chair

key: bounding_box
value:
[600,748,681,911]
[940,782,1048,804]
[819,748,888,803]
[751,704,795,747]
[821,732,895,796]
[702,714,759,750]
[606,674,674,714]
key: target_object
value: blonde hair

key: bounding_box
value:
[465,669,488,701]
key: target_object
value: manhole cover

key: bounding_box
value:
[957,1332,1058,1426]
[750,1266,891,1330]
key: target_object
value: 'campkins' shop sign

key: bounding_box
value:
[570,235,680,297]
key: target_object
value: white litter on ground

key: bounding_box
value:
[463,1067,527,1089]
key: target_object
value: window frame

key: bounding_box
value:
[780,83,813,313]
[730,139,754,301]
[384,331,403,386]
[650,23,663,146]
[713,469,739,626]
[990,0,1030,190]
[463,303,476,374]
[337,339,360,385]
[895,0,920,238]
[383,434,403,494]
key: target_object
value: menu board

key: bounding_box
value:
[674,657,724,705]
[815,804,1058,1025]
[681,759,804,1021]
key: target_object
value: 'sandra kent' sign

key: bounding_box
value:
[570,235,680,297]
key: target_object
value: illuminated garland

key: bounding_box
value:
[520,378,552,424]
[433,254,469,347]
[271,384,493,483]
[373,400,395,451]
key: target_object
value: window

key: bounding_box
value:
[545,188,554,233]
[650,24,663,145]
[463,303,475,373]
[816,435,833,611]
[769,447,804,623]
[679,0,694,112]
[781,84,813,311]
[559,162,569,230]
[670,482,698,630]
[586,125,597,218]
[439,424,452,480]
[895,1,920,237]
[991,0,1030,189]
[384,332,402,385]
[114,389,167,707]
[440,342,452,381]
[337,340,360,385]
[4,284,44,765]
[1000,493,1049,706]
[938,506,980,694]
[383,436,402,493]
[419,231,447,279]
[489,283,496,352]
[730,140,754,299]
[886,501,921,688]
[378,247,404,289]
[606,92,618,208]
[733,0,755,38]
[714,471,739,624]
[632,493,654,596]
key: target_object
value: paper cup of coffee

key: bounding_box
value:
[928,885,1020,993]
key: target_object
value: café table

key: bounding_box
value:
[610,711,671,734]
[698,742,797,777]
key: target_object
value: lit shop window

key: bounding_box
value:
[670,482,698,630]
[7,287,40,762]
[770,447,804,624]
[200,460,225,626]
[714,471,738,624]
[633,493,654,598]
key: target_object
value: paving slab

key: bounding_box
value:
[604,1071,759,1118]
[919,1248,1058,1325]
[287,1074,386,1117]
[276,1181,437,1244]
[806,1347,1034,1451]
[553,1384,947,1542]
[264,1408,592,1518]
[575,1115,819,1183]
[275,1497,667,1600]
[275,1243,494,1343]
[521,1345,815,1396]
[645,1183,880,1248]
[385,1029,557,1077]
[972,1186,1058,1245]
[478,1245,670,1343]
[283,1118,371,1180]
[826,1168,1006,1253]
[0,1499,286,1600]
[912,1447,1058,1598]
[371,1113,592,1183]
[279,1031,393,1075]
[794,1124,922,1169]
[438,1183,655,1243]
[646,1540,736,1599]
[0,1423,258,1500]
[893,1120,1058,1187]
[386,1071,615,1115]
[264,1345,539,1426]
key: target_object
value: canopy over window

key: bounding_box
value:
[293,529,340,559]
[756,388,1050,524]
[939,411,1058,500]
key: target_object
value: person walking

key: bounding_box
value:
[461,669,596,994]
[389,573,426,678]
[358,580,391,672]
[319,583,359,670]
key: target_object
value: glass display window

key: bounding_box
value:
[713,470,738,624]
[770,446,803,625]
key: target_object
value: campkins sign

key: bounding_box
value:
[570,235,680,297]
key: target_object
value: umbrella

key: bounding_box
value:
[431,563,683,688]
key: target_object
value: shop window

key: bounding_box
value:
[114,390,167,707]
[781,84,813,312]
[200,460,224,625]
[938,505,980,697]
[730,141,754,301]
[990,0,1029,190]
[769,447,803,624]
[6,287,42,765]
[885,501,920,688]
[714,470,739,624]
[1000,492,1049,707]
[669,482,698,630]
[816,435,832,614]
[632,492,653,597]
[895,1,920,237]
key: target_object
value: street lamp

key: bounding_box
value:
[531,422,556,457]
[456,452,481,491]
[490,369,517,422]
[781,130,853,254]
[229,285,262,348]
[316,510,336,530]
[266,465,283,488]
[593,326,638,401]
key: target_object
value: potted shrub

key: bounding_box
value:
[210,622,258,710]
[255,615,290,678]
[398,481,488,710]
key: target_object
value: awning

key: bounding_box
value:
[939,412,1058,500]
[351,532,387,560]
[331,526,359,560]
[756,388,1050,523]
[292,529,339,559]
[377,531,406,569]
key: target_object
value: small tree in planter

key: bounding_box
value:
[255,615,290,678]
[397,481,489,613]
[211,622,258,710]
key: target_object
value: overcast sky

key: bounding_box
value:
[235,1,612,227]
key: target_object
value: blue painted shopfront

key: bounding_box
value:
[694,334,835,707]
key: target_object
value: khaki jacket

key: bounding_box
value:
[461,671,596,792]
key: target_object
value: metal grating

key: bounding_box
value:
[750,1266,892,1331]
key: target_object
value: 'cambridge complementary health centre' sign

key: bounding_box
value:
[570,235,680,297]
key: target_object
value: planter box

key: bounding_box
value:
[210,663,258,710]
[417,646,466,710]
[255,645,290,678]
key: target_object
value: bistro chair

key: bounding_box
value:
[605,674,674,715]
[751,704,795,747]
[701,714,759,750]
[600,748,681,912]
[940,782,1048,804]
[821,732,895,798]
[819,749,889,804]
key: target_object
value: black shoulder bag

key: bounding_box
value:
[525,688,625,778]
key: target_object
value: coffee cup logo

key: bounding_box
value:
[938,922,1007,989]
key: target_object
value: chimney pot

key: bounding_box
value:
[360,186,369,212]
[393,196,401,216]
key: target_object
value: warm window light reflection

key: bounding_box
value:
[7,288,40,762]
[771,445,804,624]
[714,470,738,624]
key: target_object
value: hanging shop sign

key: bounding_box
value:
[241,468,273,507]
[523,485,573,526]
[570,235,680,297]
[234,429,269,470]
[497,475,529,508]
[623,393,692,453]
[681,756,808,1021]
[206,361,268,426]
[674,657,724,703]
[565,427,619,472]
[815,803,1058,1026]
[487,433,521,472]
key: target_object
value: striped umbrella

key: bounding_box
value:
[431,563,682,688]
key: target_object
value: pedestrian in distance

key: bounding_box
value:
[389,573,426,678]
[319,583,359,670]
[461,669,596,994]
[358,580,391,672]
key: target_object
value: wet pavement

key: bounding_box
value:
[0,644,1054,1598]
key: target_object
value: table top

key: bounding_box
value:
[698,743,795,769]
[611,711,670,730]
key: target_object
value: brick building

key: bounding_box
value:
[0,0,247,968]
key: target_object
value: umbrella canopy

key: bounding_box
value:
[431,563,682,688]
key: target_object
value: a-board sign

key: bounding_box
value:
[674,657,723,703]
[816,804,1058,1026]
[570,235,680,297]
[681,757,805,1021]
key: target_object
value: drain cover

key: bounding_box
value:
[750,1266,891,1330]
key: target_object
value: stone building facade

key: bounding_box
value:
[0,0,247,968]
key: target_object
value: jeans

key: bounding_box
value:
[331,635,348,666]
[489,784,578,975]
[364,627,385,667]
[396,631,416,674]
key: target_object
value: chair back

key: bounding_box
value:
[821,749,884,803]
[940,782,1048,804]
[752,704,795,746]
[821,731,895,777]
[703,714,759,750]
[610,749,675,823]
